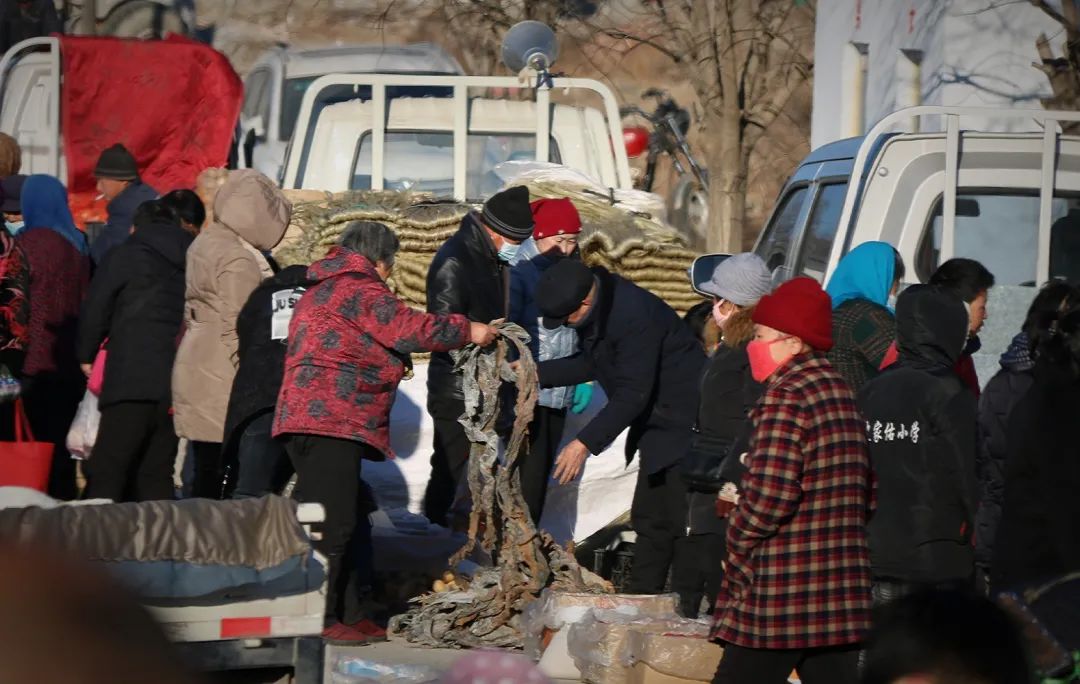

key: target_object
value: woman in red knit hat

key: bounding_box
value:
[711,277,874,684]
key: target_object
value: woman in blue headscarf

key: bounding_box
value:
[825,241,905,391]
[14,174,90,499]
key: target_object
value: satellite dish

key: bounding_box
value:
[501,21,559,74]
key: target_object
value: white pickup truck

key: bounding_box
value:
[282,72,635,201]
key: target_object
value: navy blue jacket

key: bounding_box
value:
[90,181,159,265]
[537,267,704,474]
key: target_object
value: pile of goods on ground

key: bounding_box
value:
[277,177,699,315]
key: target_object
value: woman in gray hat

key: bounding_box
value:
[674,252,773,618]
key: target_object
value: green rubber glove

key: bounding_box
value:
[571,382,594,414]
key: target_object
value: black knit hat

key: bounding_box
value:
[481,185,534,241]
[93,143,139,181]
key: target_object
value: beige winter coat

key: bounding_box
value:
[172,170,291,442]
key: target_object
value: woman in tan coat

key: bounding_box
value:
[172,169,291,498]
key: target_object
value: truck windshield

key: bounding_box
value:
[916,192,1080,285]
[280,78,454,142]
[351,131,560,199]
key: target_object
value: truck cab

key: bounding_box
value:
[237,43,464,183]
[751,106,1080,383]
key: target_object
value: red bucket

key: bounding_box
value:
[0,400,53,492]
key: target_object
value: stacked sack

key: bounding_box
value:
[276,184,698,315]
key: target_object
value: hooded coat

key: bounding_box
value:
[89,181,159,265]
[975,332,1035,571]
[77,220,193,407]
[172,170,290,443]
[274,247,470,458]
[857,285,977,584]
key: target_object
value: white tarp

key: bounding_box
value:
[363,363,638,545]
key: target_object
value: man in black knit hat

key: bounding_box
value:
[89,143,159,265]
[423,185,533,527]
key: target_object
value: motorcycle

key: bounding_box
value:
[620,89,710,244]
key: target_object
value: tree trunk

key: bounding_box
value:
[707,166,748,253]
[703,113,747,253]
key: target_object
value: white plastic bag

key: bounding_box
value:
[66,390,101,460]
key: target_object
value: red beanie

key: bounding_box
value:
[530,198,582,240]
[751,277,834,351]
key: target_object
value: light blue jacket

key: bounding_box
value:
[509,238,578,409]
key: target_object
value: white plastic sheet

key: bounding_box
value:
[363,363,638,545]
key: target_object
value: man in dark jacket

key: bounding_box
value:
[89,143,159,265]
[858,284,977,600]
[535,258,706,597]
[423,185,532,527]
[78,199,192,501]
[976,281,1077,587]
[223,264,313,499]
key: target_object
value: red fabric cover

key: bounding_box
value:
[752,277,834,351]
[530,198,581,239]
[273,248,470,458]
[59,35,241,209]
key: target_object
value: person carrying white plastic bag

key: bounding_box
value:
[66,390,100,460]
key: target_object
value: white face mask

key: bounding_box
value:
[887,293,898,310]
[712,299,732,328]
[4,220,23,234]
[497,242,520,262]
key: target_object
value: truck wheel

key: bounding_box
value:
[668,176,710,249]
[100,1,186,39]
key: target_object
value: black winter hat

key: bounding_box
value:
[481,185,534,241]
[1,174,25,213]
[537,258,596,329]
[93,143,139,181]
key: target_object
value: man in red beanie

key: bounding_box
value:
[509,197,592,525]
[711,277,874,684]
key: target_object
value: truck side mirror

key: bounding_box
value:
[688,253,732,296]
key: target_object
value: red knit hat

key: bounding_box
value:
[530,198,582,240]
[751,277,834,351]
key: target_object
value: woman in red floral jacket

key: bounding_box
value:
[711,277,874,684]
[274,221,496,644]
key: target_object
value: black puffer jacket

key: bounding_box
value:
[975,332,1035,571]
[857,285,978,583]
[426,213,508,410]
[77,220,192,407]
[537,267,705,474]
[992,358,1080,591]
[223,265,313,458]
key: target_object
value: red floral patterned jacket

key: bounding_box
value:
[273,247,470,458]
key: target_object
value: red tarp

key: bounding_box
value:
[58,35,242,226]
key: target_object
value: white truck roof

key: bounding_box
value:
[280,43,463,79]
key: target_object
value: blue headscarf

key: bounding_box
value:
[825,241,896,310]
[21,175,88,255]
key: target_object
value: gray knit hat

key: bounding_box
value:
[699,253,772,306]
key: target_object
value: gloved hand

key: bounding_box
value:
[571,382,594,414]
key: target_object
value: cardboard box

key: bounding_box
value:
[627,632,723,682]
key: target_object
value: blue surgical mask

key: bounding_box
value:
[497,242,520,262]
[4,220,23,235]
